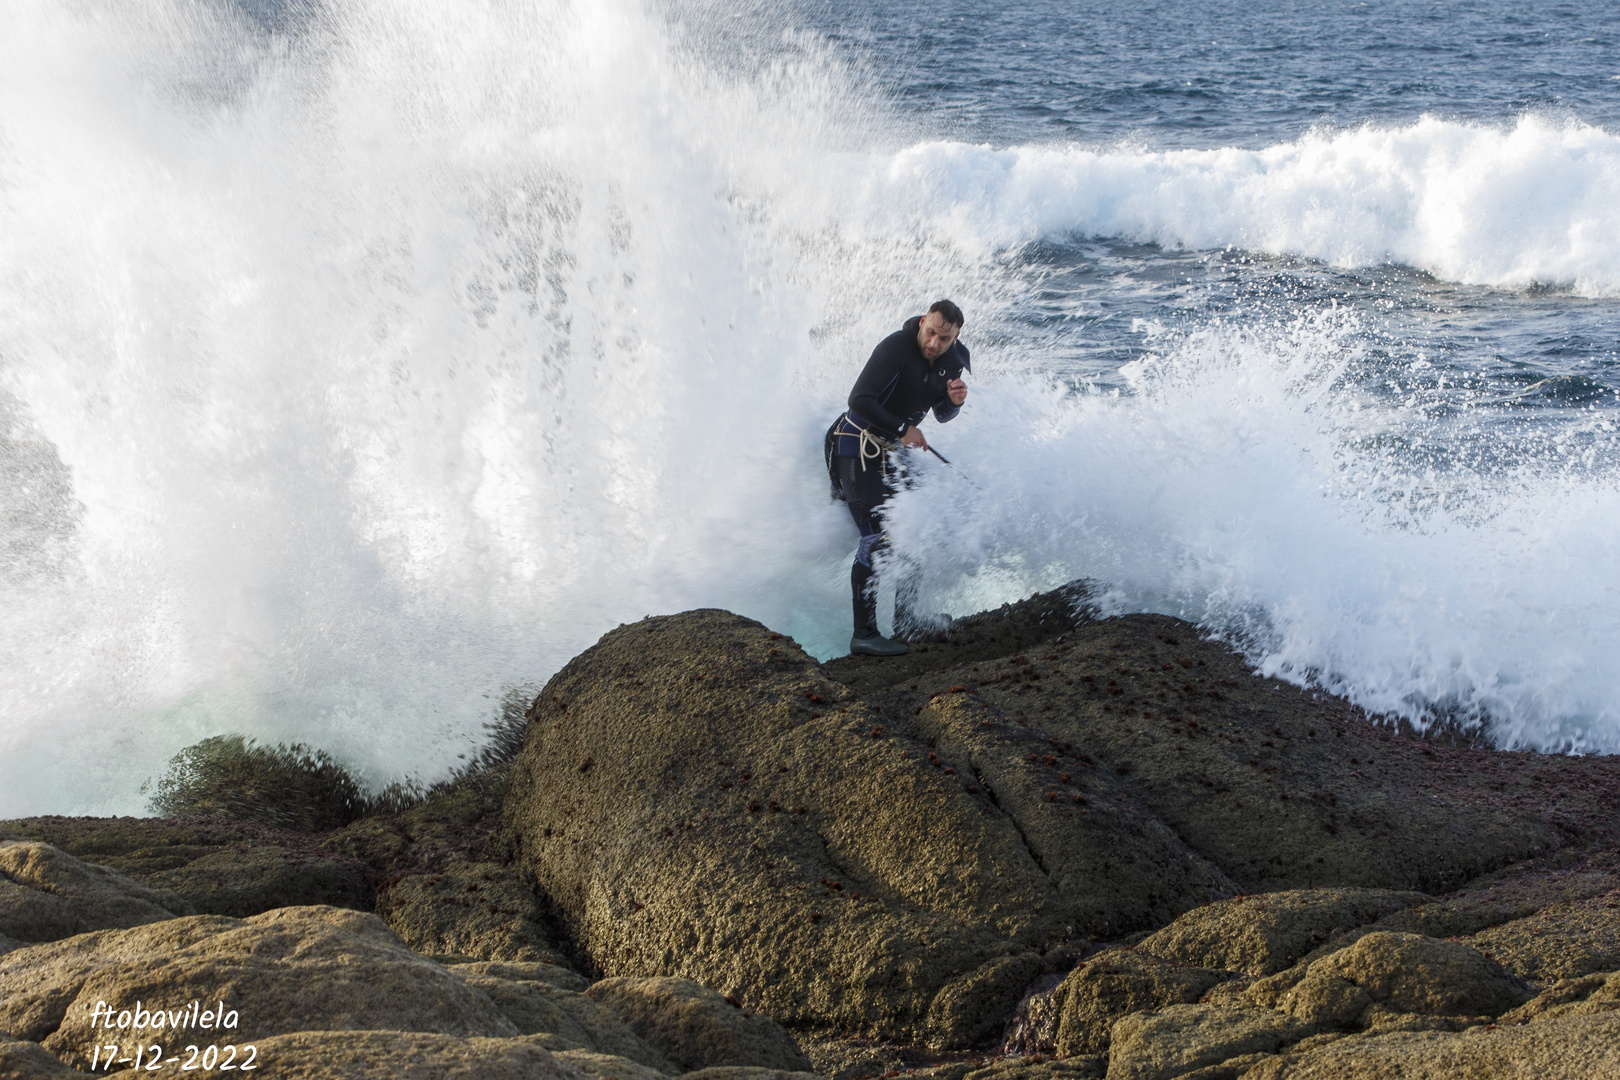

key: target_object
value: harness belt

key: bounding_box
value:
[840,410,895,472]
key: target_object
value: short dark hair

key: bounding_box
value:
[928,299,965,328]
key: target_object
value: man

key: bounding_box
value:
[827,300,970,657]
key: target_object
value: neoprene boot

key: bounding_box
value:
[850,633,908,656]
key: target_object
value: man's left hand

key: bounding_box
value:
[947,378,967,406]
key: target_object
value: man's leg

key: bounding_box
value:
[860,454,944,642]
[851,536,884,639]
[838,454,906,656]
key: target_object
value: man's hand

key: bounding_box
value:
[947,378,968,406]
[900,427,928,451]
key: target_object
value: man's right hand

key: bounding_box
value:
[900,427,928,451]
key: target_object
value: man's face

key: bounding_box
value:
[916,311,960,360]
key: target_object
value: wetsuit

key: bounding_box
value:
[832,316,970,639]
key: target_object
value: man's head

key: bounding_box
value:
[917,300,964,360]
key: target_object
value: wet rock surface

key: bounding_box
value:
[1242,1012,1620,1079]
[0,906,520,1067]
[1457,890,1620,982]
[908,694,1237,937]
[586,976,809,1073]
[1106,1004,1310,1080]
[1044,949,1231,1056]
[504,610,1069,1047]
[833,613,1589,898]
[3,585,1620,1079]
[0,1036,82,1078]
[1135,889,1433,977]
[454,967,673,1069]
[0,840,194,943]
[376,860,568,965]
[141,1030,583,1079]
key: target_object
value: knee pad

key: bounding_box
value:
[855,530,887,569]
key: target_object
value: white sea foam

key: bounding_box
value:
[805,115,1620,296]
[884,310,1620,751]
[2,0,1619,815]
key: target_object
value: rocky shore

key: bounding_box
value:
[4,584,1620,1078]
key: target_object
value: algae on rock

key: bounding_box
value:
[1242,1012,1620,1079]
[377,861,568,965]
[1105,1004,1310,1080]
[504,611,1069,1047]
[138,1030,585,1079]
[1042,949,1231,1056]
[1458,892,1620,982]
[0,906,519,1068]
[453,968,673,1069]
[1501,968,1620,1023]
[0,840,194,944]
[587,976,809,1072]
[1135,889,1432,977]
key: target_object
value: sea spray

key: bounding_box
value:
[885,306,1620,749]
[0,0,947,813]
[3,0,1620,818]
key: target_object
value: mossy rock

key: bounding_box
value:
[1044,948,1231,1056]
[448,960,589,992]
[1501,968,1620,1024]
[0,906,518,1065]
[140,1031,582,1079]
[1106,1004,1310,1080]
[503,597,1620,1046]
[505,610,1066,1047]
[1136,889,1430,977]
[587,975,808,1072]
[145,845,370,917]
[321,767,516,876]
[0,815,261,878]
[0,817,372,919]
[551,1049,670,1080]
[449,968,671,1069]
[838,612,1575,898]
[921,1057,1106,1080]
[910,693,1237,936]
[1242,1012,1620,1079]
[1262,930,1532,1035]
[0,841,193,944]
[375,861,567,965]
[1459,892,1620,983]
[1333,851,1620,952]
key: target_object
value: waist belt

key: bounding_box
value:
[840,411,894,472]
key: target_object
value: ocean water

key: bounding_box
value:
[3,0,1619,815]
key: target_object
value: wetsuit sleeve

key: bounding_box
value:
[930,342,969,424]
[847,340,909,439]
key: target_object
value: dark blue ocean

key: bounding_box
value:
[3,0,1619,814]
[781,0,1620,388]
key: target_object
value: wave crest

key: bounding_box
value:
[868,116,1620,295]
